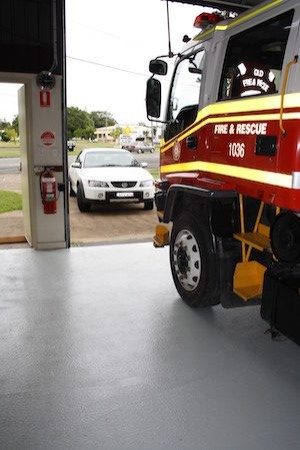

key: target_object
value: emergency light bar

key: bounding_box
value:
[194,12,223,28]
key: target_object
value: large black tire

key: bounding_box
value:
[144,199,154,210]
[69,179,76,197]
[170,212,220,307]
[77,183,91,212]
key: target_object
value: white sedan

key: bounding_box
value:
[69,148,155,212]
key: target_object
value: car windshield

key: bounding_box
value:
[83,151,140,168]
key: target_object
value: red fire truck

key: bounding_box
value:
[146,0,300,343]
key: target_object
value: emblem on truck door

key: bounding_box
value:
[172,140,181,161]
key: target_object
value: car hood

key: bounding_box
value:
[81,166,153,182]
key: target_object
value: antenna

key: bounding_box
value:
[166,1,174,58]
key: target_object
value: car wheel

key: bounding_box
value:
[144,199,154,210]
[170,212,220,308]
[69,179,76,197]
[77,182,91,212]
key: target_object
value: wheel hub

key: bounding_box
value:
[172,229,201,291]
[177,246,189,275]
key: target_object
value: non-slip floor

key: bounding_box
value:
[1,243,300,449]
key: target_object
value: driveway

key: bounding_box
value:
[0,173,159,245]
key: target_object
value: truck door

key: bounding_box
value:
[162,42,209,168]
[211,9,295,197]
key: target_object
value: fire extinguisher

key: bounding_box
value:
[40,168,58,214]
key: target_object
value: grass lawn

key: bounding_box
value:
[0,140,116,158]
[0,142,20,158]
[0,140,160,159]
[0,190,22,213]
[68,140,115,156]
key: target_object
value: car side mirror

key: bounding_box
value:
[149,59,168,76]
[72,161,81,168]
[141,162,148,168]
[146,78,161,119]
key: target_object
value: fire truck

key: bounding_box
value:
[146,0,300,344]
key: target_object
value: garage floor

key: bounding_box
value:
[1,243,300,450]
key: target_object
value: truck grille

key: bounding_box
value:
[111,181,137,188]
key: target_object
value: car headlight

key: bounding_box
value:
[140,180,154,187]
[88,180,109,187]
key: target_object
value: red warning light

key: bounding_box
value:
[194,12,222,29]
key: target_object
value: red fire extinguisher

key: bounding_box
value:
[40,168,58,214]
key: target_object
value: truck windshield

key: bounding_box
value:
[165,50,204,140]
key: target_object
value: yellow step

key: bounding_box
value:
[233,261,266,301]
[234,232,270,252]
[153,224,169,248]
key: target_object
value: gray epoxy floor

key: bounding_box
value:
[1,243,300,450]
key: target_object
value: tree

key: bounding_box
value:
[111,127,123,141]
[12,115,19,135]
[0,119,11,130]
[1,128,16,142]
[89,111,116,129]
[67,107,95,139]
[1,130,10,142]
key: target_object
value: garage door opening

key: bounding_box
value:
[0,82,28,246]
[65,0,168,247]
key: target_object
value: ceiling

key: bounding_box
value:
[164,0,266,12]
[0,0,64,75]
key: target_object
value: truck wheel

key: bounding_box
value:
[170,213,219,307]
[77,183,91,212]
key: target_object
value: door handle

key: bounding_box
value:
[186,136,197,149]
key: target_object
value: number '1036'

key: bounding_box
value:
[229,142,245,158]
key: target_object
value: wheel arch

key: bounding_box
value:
[163,184,237,238]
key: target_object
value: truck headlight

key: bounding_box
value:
[88,180,109,187]
[140,180,154,187]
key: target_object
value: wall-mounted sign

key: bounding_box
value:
[40,131,55,147]
[40,91,51,107]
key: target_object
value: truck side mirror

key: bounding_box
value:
[146,78,161,119]
[149,59,168,76]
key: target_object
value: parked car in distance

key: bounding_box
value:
[67,140,76,151]
[69,148,155,212]
[126,137,155,153]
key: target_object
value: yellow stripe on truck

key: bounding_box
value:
[160,160,293,189]
[215,0,283,31]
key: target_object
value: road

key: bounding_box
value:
[0,152,160,174]
[0,158,20,174]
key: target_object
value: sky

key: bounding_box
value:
[0,0,205,126]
